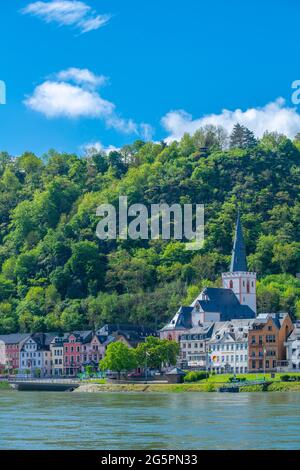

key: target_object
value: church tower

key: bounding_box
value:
[222,212,257,314]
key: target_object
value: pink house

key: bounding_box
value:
[0,334,30,372]
[81,334,107,370]
[63,331,93,376]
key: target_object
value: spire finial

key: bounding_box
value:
[230,210,247,272]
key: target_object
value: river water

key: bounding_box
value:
[0,391,299,450]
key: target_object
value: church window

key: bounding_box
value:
[247,281,250,293]
[229,280,233,289]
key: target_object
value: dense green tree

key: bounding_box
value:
[99,341,137,378]
[0,129,300,333]
[230,123,257,149]
[135,336,179,370]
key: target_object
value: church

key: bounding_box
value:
[160,212,257,341]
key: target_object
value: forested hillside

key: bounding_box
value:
[0,125,300,333]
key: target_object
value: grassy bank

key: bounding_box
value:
[75,381,300,393]
[77,372,300,393]
[0,381,10,390]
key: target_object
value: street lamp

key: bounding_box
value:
[145,351,150,384]
[205,344,211,382]
[263,346,267,378]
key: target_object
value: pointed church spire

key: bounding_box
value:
[230,210,248,272]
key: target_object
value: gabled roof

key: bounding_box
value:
[63,330,93,344]
[230,211,248,272]
[253,313,289,330]
[210,319,255,343]
[96,324,156,336]
[180,322,215,339]
[0,333,30,345]
[199,287,255,320]
[31,333,57,350]
[160,306,193,331]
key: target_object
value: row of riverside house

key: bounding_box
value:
[1,214,300,377]
[160,213,300,374]
[0,325,157,377]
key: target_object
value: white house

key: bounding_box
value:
[208,320,254,374]
[285,321,300,370]
[19,333,55,377]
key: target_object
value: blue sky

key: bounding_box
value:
[1,0,300,156]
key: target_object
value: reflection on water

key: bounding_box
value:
[0,391,300,450]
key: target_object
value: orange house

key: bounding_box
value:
[248,313,293,372]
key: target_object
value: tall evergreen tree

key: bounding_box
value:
[230,123,257,149]
[243,127,257,148]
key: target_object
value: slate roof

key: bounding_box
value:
[230,211,248,272]
[30,333,58,351]
[199,287,255,320]
[253,313,289,330]
[160,306,194,331]
[96,324,157,337]
[210,319,255,343]
[63,330,93,344]
[180,322,215,339]
[0,333,30,345]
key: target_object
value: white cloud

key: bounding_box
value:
[24,68,153,137]
[56,68,108,87]
[21,0,111,33]
[82,141,120,155]
[161,98,300,142]
[24,81,114,118]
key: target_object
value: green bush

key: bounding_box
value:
[184,371,209,383]
[280,375,300,382]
